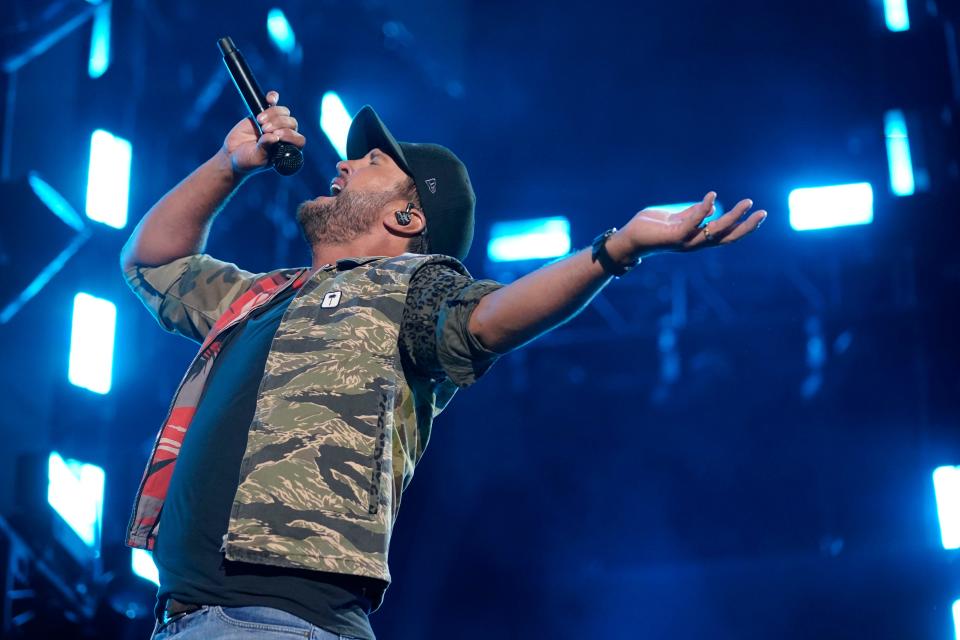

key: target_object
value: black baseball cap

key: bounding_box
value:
[346,105,476,261]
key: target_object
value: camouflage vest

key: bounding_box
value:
[126,253,465,606]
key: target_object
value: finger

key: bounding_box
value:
[710,198,755,238]
[718,210,767,244]
[260,115,298,133]
[266,90,279,106]
[271,128,307,148]
[682,192,717,238]
[257,106,291,125]
[257,132,283,152]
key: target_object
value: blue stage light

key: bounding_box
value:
[87,1,111,78]
[85,129,131,229]
[884,0,910,32]
[131,548,160,586]
[47,452,104,549]
[953,599,960,640]
[487,217,571,262]
[68,292,116,395]
[320,92,351,160]
[788,183,873,231]
[933,466,960,550]
[267,8,296,55]
[884,110,915,197]
[29,173,85,233]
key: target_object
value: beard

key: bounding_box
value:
[296,187,399,246]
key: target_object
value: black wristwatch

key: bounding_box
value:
[591,227,640,277]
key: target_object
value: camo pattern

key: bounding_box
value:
[124,253,486,605]
[122,254,287,344]
[221,253,468,584]
[124,255,307,550]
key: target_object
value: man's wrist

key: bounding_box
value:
[213,148,248,186]
[604,228,641,269]
[591,228,641,278]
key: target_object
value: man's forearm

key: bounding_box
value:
[120,149,243,268]
[468,229,637,353]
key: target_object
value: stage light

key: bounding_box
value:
[87,1,111,78]
[953,599,960,640]
[85,129,131,229]
[267,8,296,55]
[933,466,960,550]
[884,110,915,197]
[29,173,85,232]
[487,217,571,262]
[320,92,351,160]
[788,183,873,231]
[884,0,910,32]
[68,292,116,395]
[47,453,104,550]
[131,548,160,586]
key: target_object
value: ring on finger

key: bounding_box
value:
[702,224,714,242]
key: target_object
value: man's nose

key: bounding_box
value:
[336,160,351,176]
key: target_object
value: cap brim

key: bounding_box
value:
[346,106,413,177]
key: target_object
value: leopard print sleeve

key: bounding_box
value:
[400,263,505,387]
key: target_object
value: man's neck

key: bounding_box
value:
[309,238,391,273]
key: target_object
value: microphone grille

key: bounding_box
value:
[272,143,304,176]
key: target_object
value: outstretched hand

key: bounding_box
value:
[621,192,767,258]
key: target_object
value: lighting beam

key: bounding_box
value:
[788,183,874,232]
[68,292,117,395]
[320,92,351,160]
[487,217,571,262]
[884,0,910,32]
[87,1,111,78]
[47,452,105,550]
[131,548,160,586]
[884,109,915,197]
[934,466,960,550]
[85,129,132,229]
[266,8,296,55]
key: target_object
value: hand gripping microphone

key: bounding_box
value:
[218,36,304,176]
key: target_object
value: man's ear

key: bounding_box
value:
[384,204,426,237]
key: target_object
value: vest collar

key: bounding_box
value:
[331,256,388,271]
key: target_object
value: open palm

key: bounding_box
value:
[623,192,767,257]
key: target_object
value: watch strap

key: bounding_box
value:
[591,228,639,277]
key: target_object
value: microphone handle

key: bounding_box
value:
[218,36,303,176]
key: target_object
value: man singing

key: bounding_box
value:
[122,90,766,639]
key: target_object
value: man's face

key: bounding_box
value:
[296,148,411,246]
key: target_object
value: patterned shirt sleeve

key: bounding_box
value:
[123,254,261,343]
[400,263,505,388]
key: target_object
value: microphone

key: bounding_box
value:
[218,36,304,176]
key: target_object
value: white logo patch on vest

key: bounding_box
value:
[321,291,342,308]
[424,178,437,194]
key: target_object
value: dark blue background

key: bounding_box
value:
[1,0,958,637]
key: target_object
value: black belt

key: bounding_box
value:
[160,598,202,624]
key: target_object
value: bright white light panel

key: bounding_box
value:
[47,452,105,550]
[487,217,571,262]
[68,292,116,395]
[934,466,960,550]
[320,92,351,160]
[131,548,160,586]
[85,129,132,229]
[788,183,874,231]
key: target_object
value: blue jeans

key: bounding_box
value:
[150,605,367,639]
